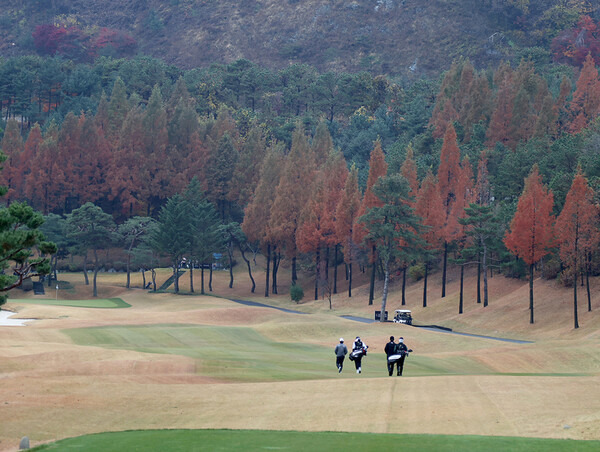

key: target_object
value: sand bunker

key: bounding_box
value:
[0,310,34,326]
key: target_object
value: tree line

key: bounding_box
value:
[2,49,600,329]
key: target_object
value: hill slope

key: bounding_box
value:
[1,0,592,76]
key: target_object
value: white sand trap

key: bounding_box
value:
[0,309,34,326]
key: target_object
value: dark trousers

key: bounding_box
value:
[397,356,406,376]
[354,356,362,370]
[336,356,345,370]
[387,359,397,376]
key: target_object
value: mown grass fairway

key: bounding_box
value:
[1,267,599,451]
[29,430,600,452]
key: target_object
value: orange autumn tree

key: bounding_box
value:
[504,165,555,324]
[242,143,285,297]
[414,170,444,308]
[335,164,361,298]
[353,140,388,305]
[555,169,599,329]
[437,123,463,298]
[297,174,328,301]
[398,144,419,305]
[321,149,348,294]
[270,124,315,286]
[569,53,600,133]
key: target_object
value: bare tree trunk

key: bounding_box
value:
[483,242,489,307]
[314,248,320,300]
[380,259,390,323]
[151,269,156,291]
[441,241,447,298]
[422,262,428,308]
[239,243,255,293]
[173,263,179,294]
[459,264,464,314]
[291,256,297,285]
[189,265,194,293]
[83,253,89,285]
[529,263,534,324]
[265,244,270,297]
[476,259,481,304]
[333,245,338,294]
[348,263,352,297]
[272,252,280,294]
[228,241,234,289]
[401,266,407,306]
[92,249,99,297]
[141,269,146,289]
[369,246,376,305]
[201,266,205,294]
[209,265,213,291]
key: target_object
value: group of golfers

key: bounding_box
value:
[334,335,410,376]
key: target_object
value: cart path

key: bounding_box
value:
[230,300,532,344]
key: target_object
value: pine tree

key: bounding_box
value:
[358,174,420,322]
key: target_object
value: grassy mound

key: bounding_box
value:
[14,297,130,308]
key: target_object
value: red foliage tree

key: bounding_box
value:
[335,165,361,297]
[486,76,516,149]
[269,124,315,284]
[569,53,600,133]
[415,170,444,308]
[504,165,555,324]
[242,144,285,297]
[555,169,599,328]
[437,124,463,297]
[552,15,600,67]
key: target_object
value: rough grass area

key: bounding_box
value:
[13,297,130,308]
[30,430,600,452]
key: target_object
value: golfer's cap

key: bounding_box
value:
[339,338,344,342]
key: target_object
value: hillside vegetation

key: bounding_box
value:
[0,1,598,76]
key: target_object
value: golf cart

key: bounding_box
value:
[393,309,412,325]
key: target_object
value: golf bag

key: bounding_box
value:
[387,349,412,363]
[349,346,368,361]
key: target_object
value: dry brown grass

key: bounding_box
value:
[1,263,599,451]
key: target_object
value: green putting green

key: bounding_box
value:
[29,429,600,451]
[15,297,130,308]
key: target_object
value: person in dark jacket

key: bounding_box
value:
[351,336,367,374]
[396,337,409,376]
[334,338,348,373]
[384,336,397,376]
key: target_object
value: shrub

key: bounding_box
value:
[408,263,425,281]
[541,256,561,280]
[290,283,304,303]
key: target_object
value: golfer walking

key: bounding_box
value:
[351,336,367,374]
[334,338,348,373]
[396,337,409,376]
[384,336,397,376]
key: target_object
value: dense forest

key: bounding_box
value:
[1,6,600,330]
